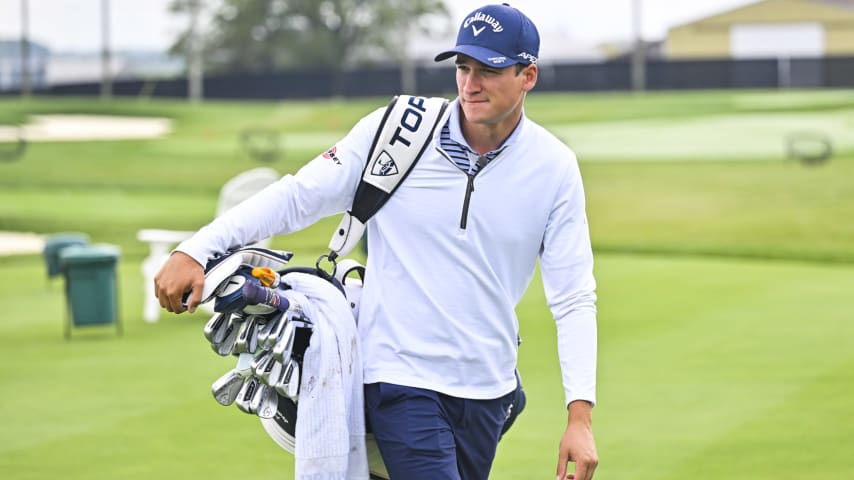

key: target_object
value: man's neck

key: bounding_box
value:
[459,107,523,155]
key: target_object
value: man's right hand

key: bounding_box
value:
[154,251,205,314]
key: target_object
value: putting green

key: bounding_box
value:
[551,109,854,161]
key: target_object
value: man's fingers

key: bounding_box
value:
[155,279,187,314]
[559,450,598,480]
[575,456,598,480]
[556,448,570,479]
[186,279,205,313]
[171,291,189,314]
[163,287,181,313]
[153,252,208,314]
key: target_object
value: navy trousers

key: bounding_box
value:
[365,382,516,480]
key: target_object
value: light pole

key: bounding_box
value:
[631,0,646,91]
[400,11,416,95]
[20,0,31,97]
[188,0,204,102]
[101,0,113,99]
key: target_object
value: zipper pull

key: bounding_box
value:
[475,155,488,173]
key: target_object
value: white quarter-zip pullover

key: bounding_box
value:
[178,98,597,406]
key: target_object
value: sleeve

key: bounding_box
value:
[175,107,387,267]
[539,151,598,408]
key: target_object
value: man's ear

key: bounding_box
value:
[522,64,538,92]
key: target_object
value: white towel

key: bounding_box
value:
[283,272,368,480]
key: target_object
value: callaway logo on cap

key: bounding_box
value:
[434,3,540,67]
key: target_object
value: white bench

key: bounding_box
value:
[137,167,280,322]
[137,228,197,323]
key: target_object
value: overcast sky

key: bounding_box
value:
[0,0,756,52]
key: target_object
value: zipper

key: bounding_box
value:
[459,155,489,230]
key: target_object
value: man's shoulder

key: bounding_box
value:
[520,118,577,161]
[346,105,390,142]
[358,94,451,133]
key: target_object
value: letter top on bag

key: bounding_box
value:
[328,95,449,258]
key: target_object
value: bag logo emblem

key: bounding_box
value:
[371,151,399,177]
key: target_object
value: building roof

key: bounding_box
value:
[809,0,854,12]
[0,39,50,58]
[669,0,854,31]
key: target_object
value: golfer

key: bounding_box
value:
[156,3,599,479]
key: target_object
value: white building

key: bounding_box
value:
[0,39,49,90]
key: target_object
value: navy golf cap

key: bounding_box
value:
[435,3,540,67]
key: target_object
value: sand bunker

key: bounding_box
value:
[0,115,172,143]
[0,231,45,256]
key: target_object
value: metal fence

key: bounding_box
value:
[5,56,854,99]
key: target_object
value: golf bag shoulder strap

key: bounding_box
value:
[327,94,449,259]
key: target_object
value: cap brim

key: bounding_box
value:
[434,44,523,67]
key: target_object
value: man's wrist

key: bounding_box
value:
[567,399,593,422]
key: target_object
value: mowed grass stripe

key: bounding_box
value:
[0,398,295,479]
[589,256,853,480]
[662,360,854,480]
[552,109,854,161]
[491,254,852,479]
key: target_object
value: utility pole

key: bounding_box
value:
[188,0,204,102]
[20,0,31,97]
[400,20,416,95]
[631,0,646,91]
[101,0,113,99]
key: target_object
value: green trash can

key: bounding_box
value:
[43,232,90,279]
[59,244,122,339]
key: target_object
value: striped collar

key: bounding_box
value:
[445,98,525,155]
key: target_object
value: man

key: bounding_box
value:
[155,3,598,479]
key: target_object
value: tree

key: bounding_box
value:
[169,0,449,74]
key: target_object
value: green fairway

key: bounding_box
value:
[1,89,852,479]
[1,254,850,479]
[503,254,854,480]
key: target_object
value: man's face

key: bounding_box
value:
[455,54,537,127]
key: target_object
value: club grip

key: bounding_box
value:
[242,282,290,312]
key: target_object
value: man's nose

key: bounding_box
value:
[463,73,482,93]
